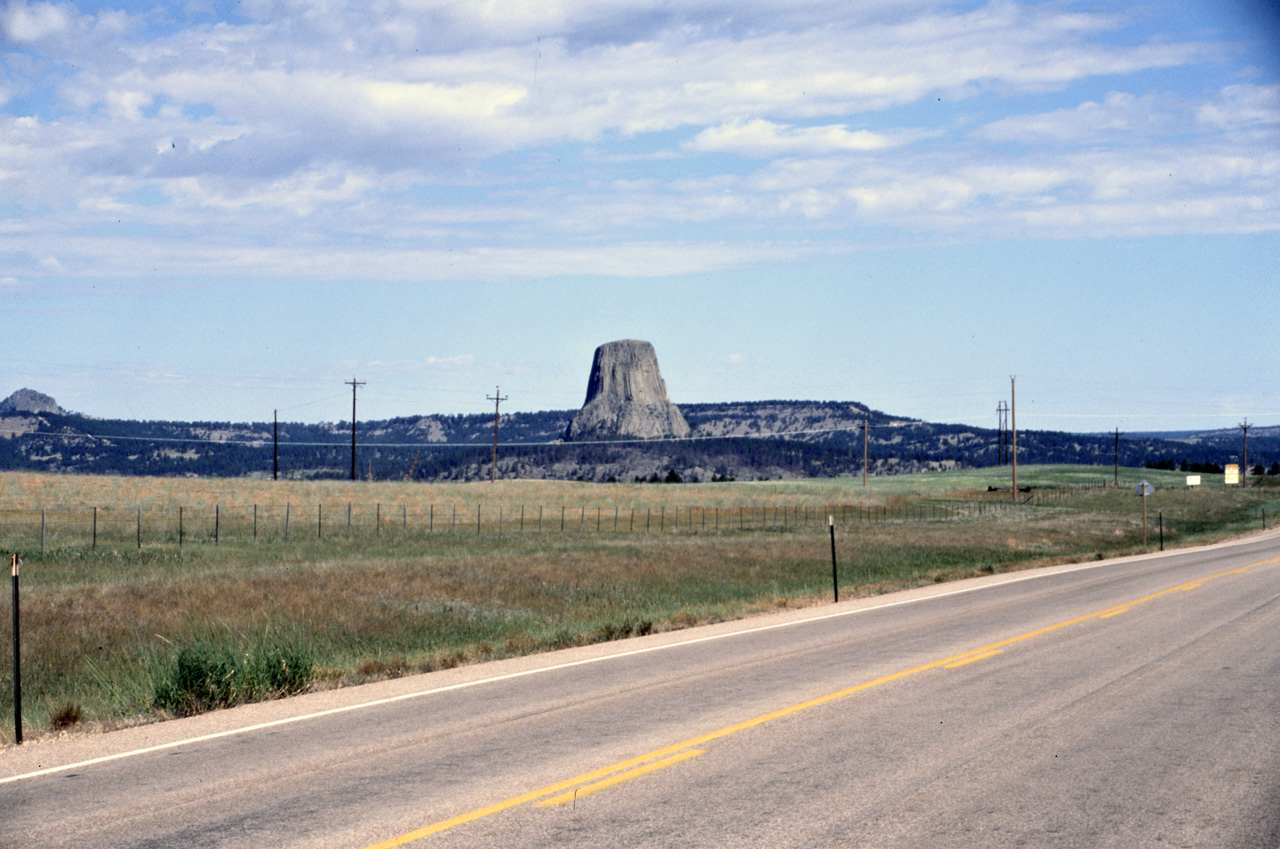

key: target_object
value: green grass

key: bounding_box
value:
[1,467,1276,744]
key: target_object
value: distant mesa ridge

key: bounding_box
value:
[565,340,691,441]
[0,388,63,416]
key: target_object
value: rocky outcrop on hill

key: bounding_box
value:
[565,340,691,441]
[0,388,64,416]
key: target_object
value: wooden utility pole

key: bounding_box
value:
[997,401,1008,465]
[862,417,871,488]
[346,377,365,482]
[487,386,508,483]
[273,409,279,481]
[1010,376,1017,501]
[1240,419,1251,487]
[1114,427,1120,487]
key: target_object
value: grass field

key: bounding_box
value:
[1,466,1276,744]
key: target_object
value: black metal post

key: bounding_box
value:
[11,554,21,745]
[829,517,839,603]
[1159,511,1164,551]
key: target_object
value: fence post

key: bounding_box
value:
[179,506,184,547]
[40,509,45,555]
[829,517,839,603]
[286,502,291,539]
[318,503,323,539]
[254,505,258,540]
[11,554,21,745]
[215,504,220,545]
[92,506,97,550]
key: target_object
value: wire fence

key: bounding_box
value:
[0,483,1110,552]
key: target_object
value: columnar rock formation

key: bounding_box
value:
[565,340,691,441]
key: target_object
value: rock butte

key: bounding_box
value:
[565,340,691,441]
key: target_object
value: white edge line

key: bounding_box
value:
[2,538,1268,785]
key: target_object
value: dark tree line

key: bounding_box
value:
[0,404,1273,482]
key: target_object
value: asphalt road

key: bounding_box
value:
[3,531,1279,849]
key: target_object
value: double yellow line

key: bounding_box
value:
[363,555,1277,848]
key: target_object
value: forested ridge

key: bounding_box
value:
[0,400,1274,482]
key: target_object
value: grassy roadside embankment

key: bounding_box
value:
[1,466,1275,744]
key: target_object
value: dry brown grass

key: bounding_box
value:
[2,468,1275,742]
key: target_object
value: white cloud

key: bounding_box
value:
[687,119,897,157]
[977,91,1177,144]
[0,1,1274,287]
[0,1,71,44]
[1196,84,1280,130]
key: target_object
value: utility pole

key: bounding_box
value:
[1010,376,1017,501]
[273,409,279,481]
[346,377,365,482]
[1114,427,1120,487]
[997,401,1008,465]
[862,417,872,488]
[1241,419,1251,487]
[487,386,508,483]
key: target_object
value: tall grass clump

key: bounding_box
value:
[152,631,314,717]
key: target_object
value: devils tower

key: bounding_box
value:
[565,340,691,441]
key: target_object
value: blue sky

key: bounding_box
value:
[1,0,1277,433]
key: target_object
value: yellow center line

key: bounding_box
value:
[536,750,707,807]
[944,649,1003,668]
[360,553,1278,848]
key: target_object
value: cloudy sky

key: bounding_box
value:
[2,0,1277,434]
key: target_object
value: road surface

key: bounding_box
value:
[3,531,1279,848]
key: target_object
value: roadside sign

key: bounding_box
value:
[1225,464,1240,485]
[1134,480,1154,497]
[1186,475,1201,487]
